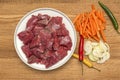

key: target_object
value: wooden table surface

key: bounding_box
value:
[0,0,120,80]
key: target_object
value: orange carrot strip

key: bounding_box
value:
[85,24,91,36]
[96,32,100,40]
[85,31,88,38]
[91,4,96,10]
[88,35,94,41]
[87,20,93,35]
[75,23,79,31]
[83,15,89,33]
[73,5,107,42]
[92,35,100,42]
[87,29,91,36]
[73,14,80,24]
[99,24,104,30]
[85,31,89,39]
[97,18,105,30]
[81,20,85,33]
[98,19,102,26]
[99,10,106,23]
[76,14,82,32]
[79,24,82,34]
[89,17,94,36]
[96,17,102,31]
[102,23,106,30]
[91,19,97,35]
[82,32,86,38]
[99,29,106,42]
[91,12,100,31]
[95,11,104,23]
[78,14,82,24]
[82,13,85,23]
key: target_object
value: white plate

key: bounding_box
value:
[14,8,77,70]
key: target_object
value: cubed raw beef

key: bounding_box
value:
[40,50,60,68]
[40,54,57,68]
[66,42,72,50]
[39,29,52,46]
[55,24,69,36]
[60,36,72,50]
[45,56,58,68]
[40,59,48,65]
[53,37,60,50]
[39,54,47,60]
[44,50,54,58]
[38,44,45,53]
[30,35,41,48]
[18,14,72,68]
[49,17,62,24]
[56,29,62,36]
[27,15,38,28]
[31,48,41,58]
[60,36,71,45]
[51,24,61,31]
[31,46,45,59]
[22,45,32,57]
[51,31,57,38]
[61,24,69,36]
[18,30,34,44]
[55,16,62,24]
[40,29,51,39]
[38,14,50,20]
[46,39,54,50]
[32,25,43,36]
[54,46,67,60]
[38,19,49,25]
[26,24,35,31]
[28,55,41,64]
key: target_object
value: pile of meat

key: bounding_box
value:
[18,14,72,68]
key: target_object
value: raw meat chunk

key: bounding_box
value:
[22,45,32,57]
[30,35,41,48]
[18,14,72,68]
[27,15,38,28]
[18,31,34,44]
[28,55,41,64]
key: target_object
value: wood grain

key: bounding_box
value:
[0,0,120,80]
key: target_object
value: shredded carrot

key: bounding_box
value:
[73,4,107,42]
[79,24,82,34]
[91,19,97,35]
[83,16,88,33]
[78,14,82,25]
[86,24,92,35]
[92,35,100,42]
[102,23,106,29]
[96,10,106,23]
[91,4,96,11]
[91,12,100,31]
[73,14,80,24]
[87,34,94,41]
[89,18,94,36]
[75,23,79,31]
[99,29,106,42]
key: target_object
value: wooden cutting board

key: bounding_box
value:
[0,0,120,80]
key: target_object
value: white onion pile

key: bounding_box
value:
[84,40,110,63]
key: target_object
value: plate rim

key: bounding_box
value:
[14,8,77,70]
